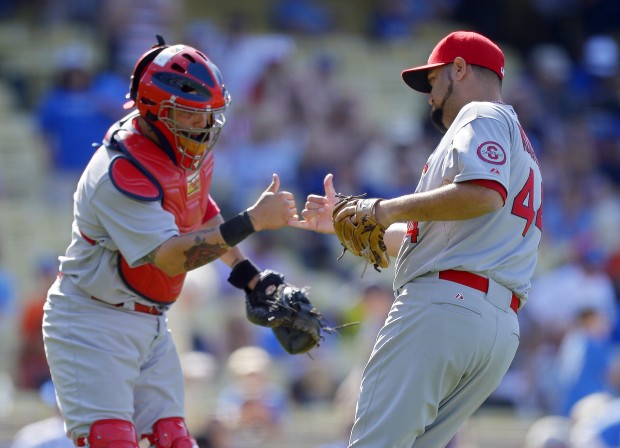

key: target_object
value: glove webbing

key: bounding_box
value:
[334,192,384,277]
[334,192,368,264]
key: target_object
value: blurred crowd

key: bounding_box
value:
[1,0,620,447]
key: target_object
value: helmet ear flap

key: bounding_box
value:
[128,35,169,102]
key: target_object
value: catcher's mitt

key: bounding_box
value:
[246,270,330,354]
[332,193,390,272]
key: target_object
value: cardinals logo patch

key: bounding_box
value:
[477,141,506,165]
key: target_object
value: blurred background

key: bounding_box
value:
[1,0,620,447]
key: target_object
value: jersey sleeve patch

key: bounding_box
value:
[477,141,506,165]
[109,157,162,202]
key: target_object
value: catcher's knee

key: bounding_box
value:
[145,417,197,448]
[77,419,140,447]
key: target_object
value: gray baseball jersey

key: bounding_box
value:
[59,143,179,304]
[394,101,542,305]
[349,102,542,448]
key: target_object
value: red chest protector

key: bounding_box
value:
[108,128,219,304]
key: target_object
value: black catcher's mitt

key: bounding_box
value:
[246,270,329,354]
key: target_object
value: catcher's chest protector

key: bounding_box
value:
[108,128,216,304]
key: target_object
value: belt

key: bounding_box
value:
[91,296,163,315]
[438,270,519,314]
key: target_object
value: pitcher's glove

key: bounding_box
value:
[332,193,390,272]
[246,270,330,354]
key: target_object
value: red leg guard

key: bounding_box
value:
[77,419,139,447]
[148,417,197,448]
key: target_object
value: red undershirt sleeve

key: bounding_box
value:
[203,195,221,223]
[465,179,507,205]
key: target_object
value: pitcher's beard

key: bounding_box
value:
[431,108,447,133]
[430,72,454,133]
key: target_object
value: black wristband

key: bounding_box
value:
[220,211,255,247]
[228,259,261,292]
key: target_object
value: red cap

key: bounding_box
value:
[401,31,505,93]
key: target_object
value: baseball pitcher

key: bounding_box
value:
[292,31,543,448]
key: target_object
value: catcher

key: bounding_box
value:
[43,37,326,448]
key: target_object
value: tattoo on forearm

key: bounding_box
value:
[183,234,227,271]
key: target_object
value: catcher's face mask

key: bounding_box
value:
[159,99,227,170]
[128,42,231,171]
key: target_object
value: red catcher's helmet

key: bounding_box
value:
[125,38,231,171]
